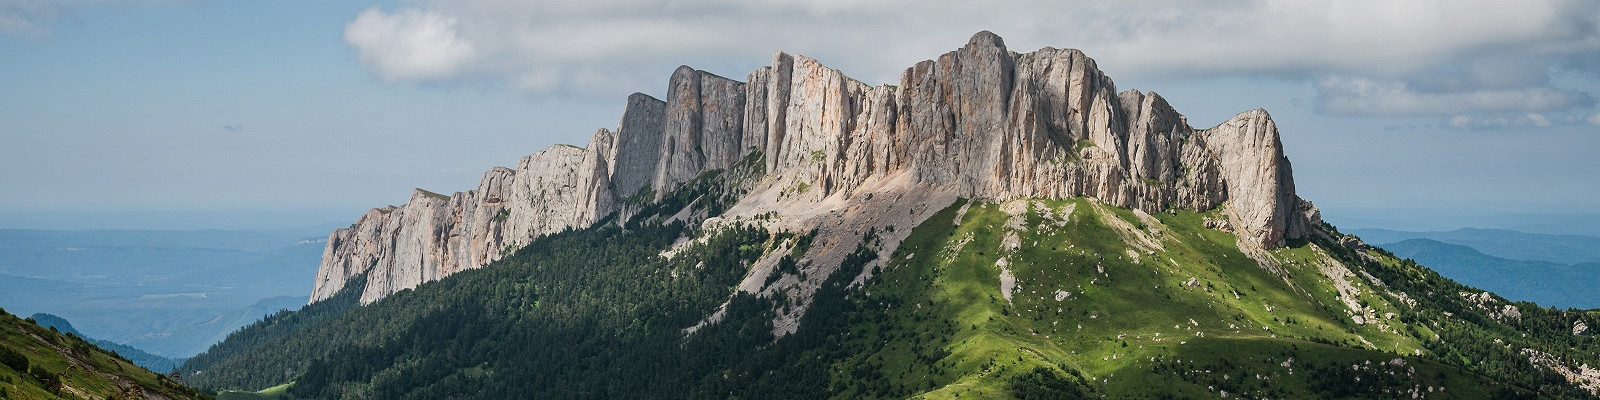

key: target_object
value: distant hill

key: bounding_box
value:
[1381,239,1600,309]
[0,228,323,357]
[0,229,304,253]
[0,307,208,399]
[28,313,184,373]
[1349,227,1600,265]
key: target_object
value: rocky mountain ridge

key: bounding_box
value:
[310,31,1320,305]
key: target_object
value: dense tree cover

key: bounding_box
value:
[0,342,27,372]
[1009,367,1092,400]
[290,220,775,399]
[182,218,780,398]
[179,274,366,389]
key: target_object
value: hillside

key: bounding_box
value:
[1381,239,1600,309]
[28,313,184,374]
[0,308,210,399]
[182,191,1600,398]
[181,32,1600,398]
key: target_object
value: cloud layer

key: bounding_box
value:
[327,1,1594,124]
[1316,76,1591,115]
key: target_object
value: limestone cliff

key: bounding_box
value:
[310,31,1319,305]
[311,138,615,304]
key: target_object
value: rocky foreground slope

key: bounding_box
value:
[0,308,207,400]
[311,31,1318,305]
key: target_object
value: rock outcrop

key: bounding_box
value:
[312,138,615,303]
[310,31,1320,304]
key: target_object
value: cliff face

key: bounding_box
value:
[311,31,1319,305]
[311,140,614,303]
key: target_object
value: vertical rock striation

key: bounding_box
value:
[310,31,1320,305]
[311,141,616,304]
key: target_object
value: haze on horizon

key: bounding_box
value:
[3,0,1598,233]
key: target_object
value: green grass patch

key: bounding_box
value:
[218,382,293,400]
[828,198,1507,398]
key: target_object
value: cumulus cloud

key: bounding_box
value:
[343,7,478,82]
[340,0,1600,123]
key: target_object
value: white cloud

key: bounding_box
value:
[1436,111,1600,129]
[1444,113,1569,130]
[1317,76,1588,115]
[339,0,1600,120]
[1527,113,1553,127]
[343,7,478,82]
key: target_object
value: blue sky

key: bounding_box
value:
[3,0,1598,232]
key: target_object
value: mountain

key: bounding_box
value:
[0,307,209,399]
[28,313,185,374]
[183,32,1600,398]
[1349,228,1600,265]
[0,228,324,357]
[1380,239,1600,309]
[310,30,1317,306]
[1324,209,1600,238]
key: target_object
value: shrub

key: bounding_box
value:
[29,364,59,388]
[0,345,26,372]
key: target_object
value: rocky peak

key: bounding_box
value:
[609,93,667,200]
[1198,109,1308,248]
[653,66,747,197]
[309,31,1320,304]
[1117,90,1186,182]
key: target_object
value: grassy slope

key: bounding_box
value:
[217,383,292,400]
[839,198,1508,398]
[28,312,183,374]
[0,309,208,400]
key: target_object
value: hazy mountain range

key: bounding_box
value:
[1347,228,1600,310]
[0,228,324,358]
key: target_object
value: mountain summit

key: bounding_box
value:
[311,31,1319,305]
